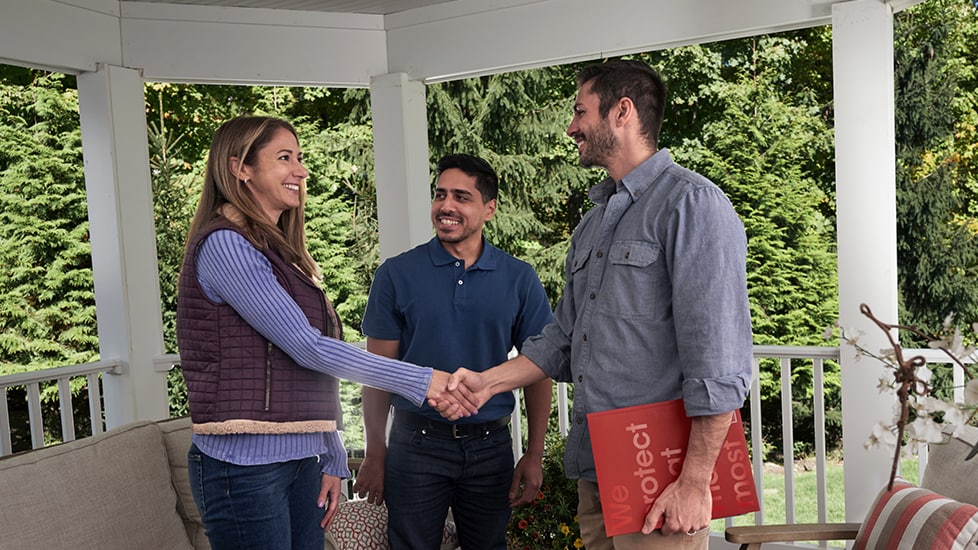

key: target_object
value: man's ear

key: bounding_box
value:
[614,97,634,127]
[483,198,498,221]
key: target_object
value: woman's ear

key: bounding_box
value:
[229,157,249,183]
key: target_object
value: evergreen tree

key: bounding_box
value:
[0,70,96,370]
[646,35,839,458]
[895,0,978,333]
[425,68,597,304]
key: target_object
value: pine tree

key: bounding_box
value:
[895,0,978,333]
[0,70,97,370]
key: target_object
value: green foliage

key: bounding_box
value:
[644,35,841,459]
[507,434,582,550]
[895,0,978,334]
[0,70,97,368]
[426,69,598,306]
[5,6,978,462]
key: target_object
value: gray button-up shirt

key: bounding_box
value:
[521,149,753,481]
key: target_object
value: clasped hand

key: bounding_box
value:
[426,368,490,420]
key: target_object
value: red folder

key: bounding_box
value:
[587,399,759,537]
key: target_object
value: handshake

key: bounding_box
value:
[425,368,489,421]
[427,355,547,422]
[423,355,547,420]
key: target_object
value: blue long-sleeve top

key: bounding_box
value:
[191,229,434,476]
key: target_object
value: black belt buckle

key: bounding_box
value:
[451,424,466,439]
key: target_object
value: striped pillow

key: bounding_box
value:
[854,478,978,549]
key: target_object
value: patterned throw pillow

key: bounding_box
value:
[325,500,459,550]
[854,478,978,550]
[325,500,389,549]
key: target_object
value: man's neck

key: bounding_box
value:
[440,236,484,269]
[605,145,657,183]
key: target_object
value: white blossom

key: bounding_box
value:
[865,422,898,451]
[942,406,968,437]
[943,313,956,331]
[890,398,905,424]
[908,417,945,445]
[915,395,947,415]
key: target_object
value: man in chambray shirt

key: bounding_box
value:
[434,59,753,550]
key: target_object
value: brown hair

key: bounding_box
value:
[187,115,318,280]
[576,59,667,150]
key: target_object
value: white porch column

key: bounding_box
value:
[369,73,432,259]
[833,0,898,521]
[77,64,169,427]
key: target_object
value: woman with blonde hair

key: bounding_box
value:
[177,115,469,550]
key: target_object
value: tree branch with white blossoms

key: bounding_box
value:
[831,304,978,491]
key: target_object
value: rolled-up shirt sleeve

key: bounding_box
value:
[668,187,753,416]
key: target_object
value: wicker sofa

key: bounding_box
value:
[0,416,454,550]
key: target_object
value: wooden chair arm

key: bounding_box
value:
[725,522,861,550]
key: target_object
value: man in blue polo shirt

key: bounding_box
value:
[356,153,553,550]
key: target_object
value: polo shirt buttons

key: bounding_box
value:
[577,375,583,382]
[596,250,603,258]
[582,333,587,342]
[589,292,595,300]
[576,416,584,425]
[455,261,460,267]
[458,280,463,285]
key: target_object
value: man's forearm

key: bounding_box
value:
[361,387,392,455]
[678,412,734,487]
[522,377,552,456]
[485,355,550,396]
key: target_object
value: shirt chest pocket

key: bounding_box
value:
[569,246,592,307]
[603,240,664,318]
[609,240,658,267]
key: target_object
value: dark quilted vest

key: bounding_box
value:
[176,218,343,431]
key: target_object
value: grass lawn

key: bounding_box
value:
[709,456,920,546]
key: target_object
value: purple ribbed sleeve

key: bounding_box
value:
[195,230,432,405]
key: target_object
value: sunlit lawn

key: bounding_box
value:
[709,457,920,547]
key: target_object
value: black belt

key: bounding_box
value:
[393,410,510,439]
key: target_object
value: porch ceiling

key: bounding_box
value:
[123,0,456,15]
[6,0,872,87]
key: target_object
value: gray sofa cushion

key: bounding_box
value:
[922,425,978,507]
[0,420,194,550]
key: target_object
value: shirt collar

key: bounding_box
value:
[425,235,498,271]
[587,148,673,205]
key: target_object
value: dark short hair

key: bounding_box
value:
[435,153,499,203]
[576,59,667,149]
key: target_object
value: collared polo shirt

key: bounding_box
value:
[362,236,553,423]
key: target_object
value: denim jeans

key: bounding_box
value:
[383,421,514,550]
[187,443,326,550]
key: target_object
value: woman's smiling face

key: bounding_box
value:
[237,126,308,224]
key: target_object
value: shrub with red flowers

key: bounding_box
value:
[507,435,583,550]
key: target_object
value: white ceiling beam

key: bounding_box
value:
[386,0,836,82]
[0,0,122,74]
[120,2,389,85]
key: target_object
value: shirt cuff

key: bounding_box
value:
[319,431,352,478]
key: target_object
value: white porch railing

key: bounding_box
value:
[747,345,841,530]
[3,345,966,531]
[0,359,121,456]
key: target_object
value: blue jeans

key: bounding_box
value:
[187,443,326,550]
[384,420,514,550]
